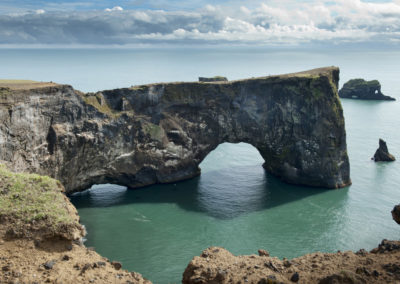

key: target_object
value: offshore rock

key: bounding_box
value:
[339,79,395,100]
[392,205,400,225]
[0,67,350,193]
[373,139,395,162]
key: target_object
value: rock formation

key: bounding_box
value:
[339,79,395,100]
[392,204,400,224]
[183,205,400,283]
[0,67,350,193]
[182,241,400,284]
[0,164,150,284]
[373,139,395,162]
[198,76,228,82]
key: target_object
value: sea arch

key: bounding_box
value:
[0,67,351,193]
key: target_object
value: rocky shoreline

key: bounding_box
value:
[183,239,400,284]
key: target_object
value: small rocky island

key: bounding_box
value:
[339,79,395,100]
[373,139,396,162]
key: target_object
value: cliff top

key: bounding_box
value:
[0,79,59,90]
[0,164,83,241]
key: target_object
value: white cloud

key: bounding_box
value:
[1,0,400,46]
[35,9,45,15]
[105,6,123,12]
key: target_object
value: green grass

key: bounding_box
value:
[0,164,73,226]
[81,93,122,119]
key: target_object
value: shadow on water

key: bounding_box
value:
[70,165,329,220]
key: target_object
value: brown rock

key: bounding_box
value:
[258,249,269,257]
[111,261,122,270]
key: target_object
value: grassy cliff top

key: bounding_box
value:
[0,164,83,240]
[0,79,59,90]
[342,78,380,88]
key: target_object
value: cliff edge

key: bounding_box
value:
[0,165,150,284]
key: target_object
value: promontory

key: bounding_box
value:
[0,67,350,193]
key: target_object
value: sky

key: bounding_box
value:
[1,0,400,47]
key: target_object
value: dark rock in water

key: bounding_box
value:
[373,139,395,162]
[198,76,228,82]
[0,67,350,192]
[339,79,395,100]
[392,205,400,225]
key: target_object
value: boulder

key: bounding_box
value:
[373,139,395,162]
[339,79,395,100]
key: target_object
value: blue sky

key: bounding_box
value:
[1,0,400,46]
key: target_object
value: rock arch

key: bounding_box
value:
[0,67,350,193]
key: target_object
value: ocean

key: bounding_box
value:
[2,47,400,283]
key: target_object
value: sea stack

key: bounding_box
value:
[339,79,395,100]
[373,139,396,162]
[392,204,400,225]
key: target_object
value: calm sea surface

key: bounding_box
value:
[2,48,400,283]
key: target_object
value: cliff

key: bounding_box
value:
[0,164,150,284]
[0,67,350,193]
[339,79,395,100]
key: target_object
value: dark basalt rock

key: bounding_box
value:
[198,76,228,82]
[373,139,395,162]
[0,67,351,193]
[339,79,395,100]
[392,205,400,225]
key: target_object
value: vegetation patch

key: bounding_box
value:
[0,164,82,240]
[81,93,122,119]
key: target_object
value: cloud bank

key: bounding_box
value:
[1,0,400,46]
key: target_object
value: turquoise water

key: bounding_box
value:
[2,48,400,283]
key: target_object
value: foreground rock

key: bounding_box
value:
[0,165,150,284]
[183,241,400,284]
[0,67,350,192]
[339,79,395,100]
[373,139,395,162]
[184,205,400,284]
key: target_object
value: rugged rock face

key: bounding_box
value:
[0,67,350,193]
[373,139,395,162]
[199,76,228,82]
[339,79,395,100]
[182,241,400,284]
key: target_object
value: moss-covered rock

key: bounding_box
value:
[339,79,395,100]
[0,164,84,240]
